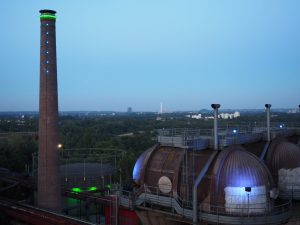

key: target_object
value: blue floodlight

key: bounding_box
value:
[233,129,237,134]
[279,124,284,129]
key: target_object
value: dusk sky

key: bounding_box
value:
[1,1,299,111]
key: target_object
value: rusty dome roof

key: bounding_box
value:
[212,145,274,195]
[266,140,300,175]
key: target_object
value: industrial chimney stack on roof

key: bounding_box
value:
[211,104,220,150]
[265,104,271,142]
[37,10,61,212]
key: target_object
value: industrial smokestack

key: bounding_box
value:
[265,104,271,142]
[37,10,61,212]
[211,104,220,150]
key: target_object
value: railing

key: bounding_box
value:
[115,184,291,217]
[157,122,300,148]
[278,182,300,200]
[200,201,291,217]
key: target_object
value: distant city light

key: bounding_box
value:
[233,129,237,134]
[57,143,62,149]
[279,124,284,128]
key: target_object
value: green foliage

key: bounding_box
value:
[1,112,299,183]
[0,135,37,172]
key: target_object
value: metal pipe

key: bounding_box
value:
[265,104,271,141]
[211,104,221,150]
[193,151,218,223]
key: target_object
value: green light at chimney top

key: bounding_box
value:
[40,14,56,20]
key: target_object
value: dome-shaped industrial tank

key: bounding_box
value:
[133,145,185,194]
[133,144,276,216]
[132,145,157,184]
[208,145,275,215]
[266,140,300,199]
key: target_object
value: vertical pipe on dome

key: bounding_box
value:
[265,104,271,142]
[211,104,221,150]
[192,150,218,223]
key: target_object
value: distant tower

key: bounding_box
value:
[160,102,163,114]
[37,10,61,212]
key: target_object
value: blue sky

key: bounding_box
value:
[0,1,299,111]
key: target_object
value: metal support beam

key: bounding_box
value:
[193,151,218,224]
[260,141,270,160]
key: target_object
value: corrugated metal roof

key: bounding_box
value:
[211,145,274,204]
[266,140,300,175]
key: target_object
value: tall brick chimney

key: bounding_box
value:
[37,9,61,212]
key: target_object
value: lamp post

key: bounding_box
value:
[245,187,252,217]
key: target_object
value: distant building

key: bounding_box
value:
[127,107,132,113]
[219,111,240,119]
[191,114,202,119]
[204,116,214,120]
[287,109,300,114]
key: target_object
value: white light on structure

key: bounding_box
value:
[57,143,62,149]
[224,186,267,214]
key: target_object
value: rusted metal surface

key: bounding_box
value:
[143,146,185,194]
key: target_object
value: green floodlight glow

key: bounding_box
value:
[106,184,112,189]
[88,186,97,192]
[71,187,82,193]
[40,14,56,20]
